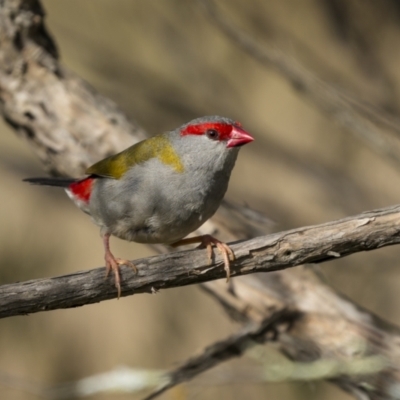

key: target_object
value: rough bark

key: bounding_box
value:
[1,204,400,320]
[1,1,400,399]
[0,0,146,177]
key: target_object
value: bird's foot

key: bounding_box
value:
[105,252,137,299]
[172,234,235,281]
[198,235,235,281]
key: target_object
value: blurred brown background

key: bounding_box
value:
[2,0,400,399]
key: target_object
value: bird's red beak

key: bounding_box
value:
[226,125,254,148]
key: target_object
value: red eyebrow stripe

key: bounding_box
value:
[69,177,94,203]
[181,122,233,140]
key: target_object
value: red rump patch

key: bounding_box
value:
[181,122,233,140]
[69,177,94,203]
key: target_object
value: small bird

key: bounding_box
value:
[25,116,254,297]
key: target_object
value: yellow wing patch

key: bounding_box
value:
[86,135,184,179]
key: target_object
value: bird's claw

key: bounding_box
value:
[197,235,235,282]
[105,254,137,299]
[172,234,235,281]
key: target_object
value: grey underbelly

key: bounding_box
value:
[108,208,210,244]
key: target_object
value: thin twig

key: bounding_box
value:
[144,309,300,400]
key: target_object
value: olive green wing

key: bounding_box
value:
[85,135,184,179]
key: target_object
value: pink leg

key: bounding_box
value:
[103,233,138,298]
[171,234,235,282]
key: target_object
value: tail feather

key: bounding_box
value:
[23,177,77,188]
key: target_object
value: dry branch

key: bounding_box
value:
[0,0,146,176]
[144,310,300,400]
[0,204,400,319]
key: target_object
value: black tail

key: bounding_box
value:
[23,177,76,188]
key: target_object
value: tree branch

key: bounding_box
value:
[144,309,301,400]
[1,204,400,318]
[0,0,146,177]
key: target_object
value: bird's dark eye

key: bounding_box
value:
[206,129,219,140]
